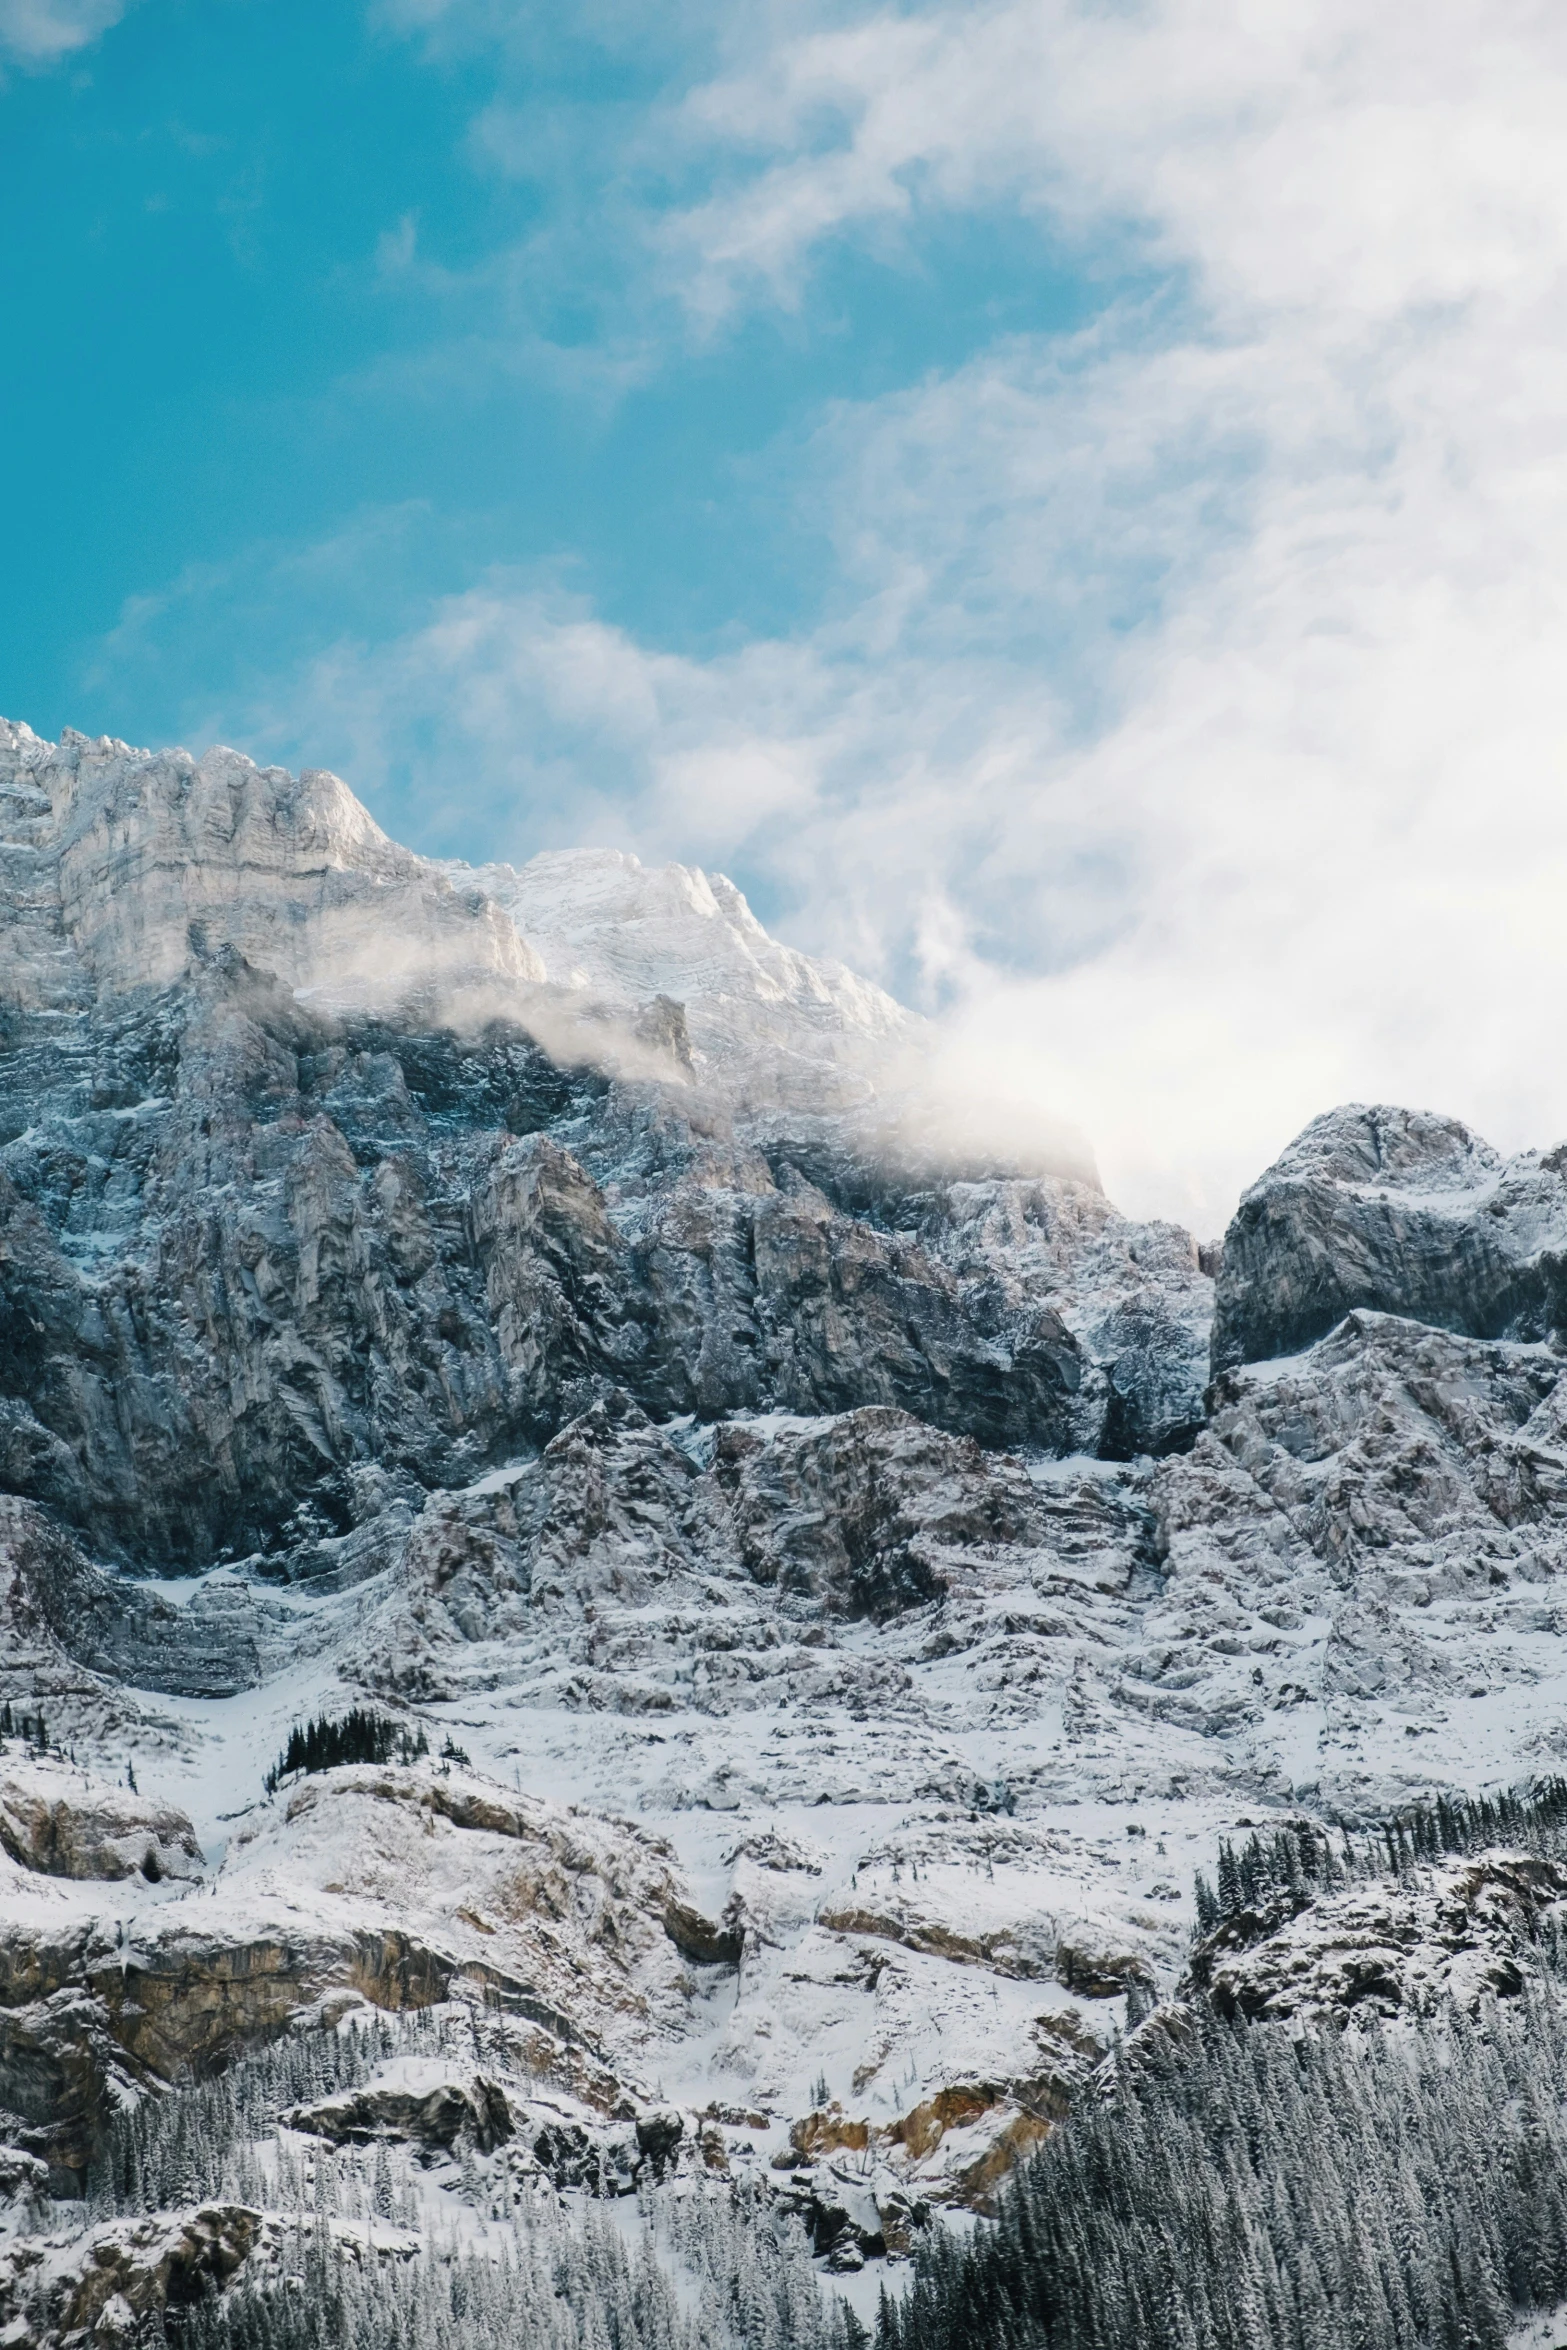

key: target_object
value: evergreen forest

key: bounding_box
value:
[23,1787,1567,2350]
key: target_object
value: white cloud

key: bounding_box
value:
[653,0,1567,1224]
[102,0,1567,1233]
[0,0,128,64]
[657,0,1567,328]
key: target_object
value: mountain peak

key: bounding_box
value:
[451,842,916,1111]
[0,721,922,1115]
[0,720,540,1018]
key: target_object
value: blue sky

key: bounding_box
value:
[6,0,1567,1225]
[2,0,1101,816]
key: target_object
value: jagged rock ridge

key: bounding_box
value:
[0,726,1213,1576]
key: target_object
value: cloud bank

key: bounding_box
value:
[97,0,1567,1233]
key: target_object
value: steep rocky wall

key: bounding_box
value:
[0,1757,720,2185]
[1212,1103,1567,1373]
[0,955,1208,1572]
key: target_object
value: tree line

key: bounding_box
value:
[262,1710,430,1795]
[38,1764,1567,2350]
[1194,1775,1567,1931]
[882,1910,1567,2350]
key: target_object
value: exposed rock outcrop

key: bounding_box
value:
[773,2041,1091,2234]
[1186,1850,1567,2022]
[1211,1103,1567,1373]
[0,1760,723,2185]
[0,1761,200,1883]
[344,1398,1161,1717]
[289,2062,514,2155]
[0,2204,260,2348]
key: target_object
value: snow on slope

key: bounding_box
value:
[0,720,541,1017]
[17,713,1567,2297]
[451,847,917,1111]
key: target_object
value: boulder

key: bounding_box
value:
[290,2065,513,2155]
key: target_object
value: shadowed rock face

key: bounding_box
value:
[288,2068,515,2154]
[0,953,1209,1573]
[0,959,612,1569]
[0,1494,352,1702]
[710,1411,1045,1623]
[1211,1104,1567,1374]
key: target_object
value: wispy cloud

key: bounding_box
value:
[0,0,129,66]
[651,1,1567,325]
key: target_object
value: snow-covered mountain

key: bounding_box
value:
[0,720,541,1017]
[6,721,1567,2347]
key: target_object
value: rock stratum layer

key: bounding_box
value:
[5,717,1567,2339]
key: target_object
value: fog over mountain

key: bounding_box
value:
[6,719,1567,2350]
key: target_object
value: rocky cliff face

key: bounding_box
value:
[0,726,1210,1576]
[0,941,1202,1571]
[1211,1102,1567,1372]
[0,1759,201,1885]
[8,717,1567,2332]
